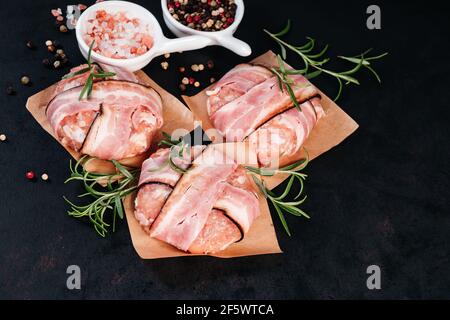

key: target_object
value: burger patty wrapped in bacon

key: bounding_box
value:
[47,65,163,161]
[134,146,260,254]
[206,63,324,167]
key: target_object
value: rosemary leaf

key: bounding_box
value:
[62,67,91,79]
[78,74,93,100]
[93,72,116,78]
[112,160,133,179]
[87,40,94,68]
[114,196,124,219]
[270,19,291,37]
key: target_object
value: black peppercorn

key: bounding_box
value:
[26,41,35,49]
[42,58,52,68]
[6,86,15,95]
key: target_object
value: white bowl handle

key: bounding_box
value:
[217,36,252,57]
[154,35,213,56]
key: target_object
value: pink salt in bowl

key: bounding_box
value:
[76,0,212,71]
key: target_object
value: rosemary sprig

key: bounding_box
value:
[264,20,387,101]
[63,133,192,236]
[63,41,116,100]
[64,156,140,237]
[156,132,193,174]
[245,155,309,236]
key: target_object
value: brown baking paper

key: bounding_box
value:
[183,51,360,190]
[26,71,196,172]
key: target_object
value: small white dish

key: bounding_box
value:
[76,1,212,71]
[161,0,251,57]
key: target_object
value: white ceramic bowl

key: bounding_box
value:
[161,0,251,57]
[76,1,212,71]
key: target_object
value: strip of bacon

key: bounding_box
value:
[134,145,205,231]
[53,63,140,98]
[138,146,205,188]
[149,147,237,251]
[214,166,260,233]
[248,97,324,167]
[210,74,318,142]
[206,64,273,116]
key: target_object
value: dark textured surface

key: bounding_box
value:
[0,0,449,299]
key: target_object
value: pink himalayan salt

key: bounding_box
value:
[83,10,154,59]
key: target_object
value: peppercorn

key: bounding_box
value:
[55,19,64,28]
[53,60,61,69]
[56,49,64,55]
[59,25,68,33]
[210,77,216,84]
[47,45,56,53]
[45,40,53,46]
[26,41,35,49]
[20,76,31,86]
[198,64,205,71]
[41,173,49,181]
[179,84,187,91]
[161,61,169,70]
[182,77,190,85]
[194,81,200,88]
[169,0,237,32]
[52,40,61,48]
[0,134,6,141]
[179,66,186,73]
[26,171,35,180]
[189,77,195,85]
[164,53,171,59]
[207,60,214,69]
[42,58,51,68]
[191,64,199,72]
[6,86,15,95]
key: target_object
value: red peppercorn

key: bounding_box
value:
[26,171,35,180]
[186,15,193,23]
[227,17,234,24]
[175,2,180,8]
[194,15,201,22]
[189,77,195,85]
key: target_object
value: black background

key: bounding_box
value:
[0,0,449,299]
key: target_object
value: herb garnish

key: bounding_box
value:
[64,156,139,237]
[62,41,116,100]
[245,154,309,236]
[264,20,388,101]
